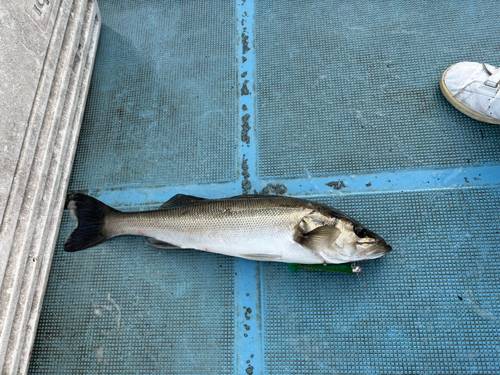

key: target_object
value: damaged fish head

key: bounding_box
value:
[297,212,392,264]
[322,218,392,263]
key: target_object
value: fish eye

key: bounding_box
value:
[354,226,368,238]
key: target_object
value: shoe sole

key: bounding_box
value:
[439,65,500,125]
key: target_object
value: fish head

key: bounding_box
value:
[318,218,392,263]
[351,224,392,260]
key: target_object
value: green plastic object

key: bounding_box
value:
[288,263,361,274]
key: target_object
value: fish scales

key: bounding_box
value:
[105,197,319,263]
[65,194,392,264]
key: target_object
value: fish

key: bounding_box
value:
[64,193,391,264]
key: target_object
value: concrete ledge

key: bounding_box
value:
[0,1,100,373]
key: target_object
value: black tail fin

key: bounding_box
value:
[64,193,118,252]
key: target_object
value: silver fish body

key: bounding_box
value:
[65,194,392,264]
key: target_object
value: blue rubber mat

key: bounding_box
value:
[70,0,238,190]
[255,1,500,178]
[30,212,235,374]
[263,188,500,374]
[30,0,500,374]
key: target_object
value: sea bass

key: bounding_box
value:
[64,193,391,264]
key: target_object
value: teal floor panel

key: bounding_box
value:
[29,0,500,374]
[70,0,238,190]
[30,213,235,374]
[263,188,500,374]
[255,0,500,178]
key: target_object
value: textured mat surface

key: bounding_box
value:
[69,0,238,190]
[30,0,500,374]
[30,212,235,374]
[255,0,500,178]
[263,188,500,374]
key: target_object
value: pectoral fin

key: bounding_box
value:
[295,226,341,252]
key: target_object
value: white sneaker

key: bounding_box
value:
[440,62,500,124]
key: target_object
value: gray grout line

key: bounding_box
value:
[234,1,264,375]
[80,164,500,208]
[257,164,500,197]
[238,0,258,196]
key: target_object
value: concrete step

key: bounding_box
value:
[0,1,101,373]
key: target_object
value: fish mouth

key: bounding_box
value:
[380,242,392,253]
[372,242,392,257]
[359,241,392,259]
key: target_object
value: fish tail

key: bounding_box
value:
[64,193,118,252]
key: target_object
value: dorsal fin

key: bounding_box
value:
[295,226,341,252]
[159,194,207,210]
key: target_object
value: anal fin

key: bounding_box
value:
[240,253,282,261]
[148,238,181,249]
